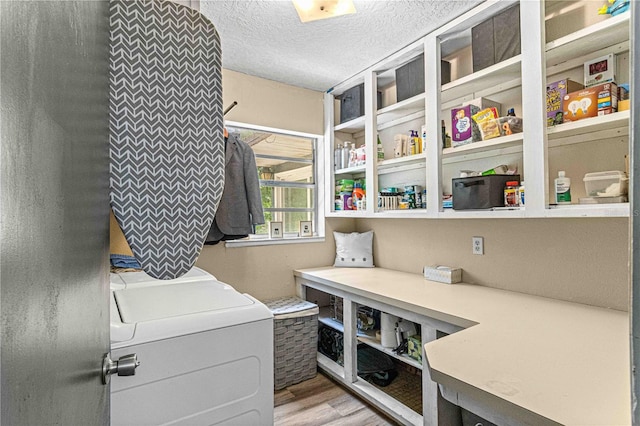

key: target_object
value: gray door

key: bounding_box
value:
[1,2,111,425]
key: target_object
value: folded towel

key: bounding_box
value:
[110,254,141,269]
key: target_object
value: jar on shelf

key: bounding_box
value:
[504,181,519,207]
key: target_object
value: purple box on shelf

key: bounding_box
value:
[451,105,480,147]
[546,79,583,126]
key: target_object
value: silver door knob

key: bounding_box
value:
[102,353,140,385]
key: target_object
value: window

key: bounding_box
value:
[225,122,323,244]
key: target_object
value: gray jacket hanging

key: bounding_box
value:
[206,134,264,242]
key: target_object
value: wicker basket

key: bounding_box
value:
[264,297,319,390]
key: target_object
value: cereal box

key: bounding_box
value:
[546,79,583,126]
[451,105,480,147]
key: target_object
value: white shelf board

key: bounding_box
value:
[437,208,526,219]
[441,55,521,104]
[545,13,629,67]
[442,133,523,159]
[547,111,630,145]
[377,93,425,127]
[335,116,365,132]
[317,352,344,378]
[543,203,629,218]
[318,307,345,333]
[326,210,369,218]
[318,307,387,338]
[379,153,426,169]
[374,209,428,218]
[377,153,427,176]
[335,165,366,175]
[377,110,425,132]
[357,335,423,370]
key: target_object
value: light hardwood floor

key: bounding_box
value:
[274,372,399,426]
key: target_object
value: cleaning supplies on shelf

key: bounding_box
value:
[342,142,351,169]
[377,134,384,161]
[334,143,342,170]
[554,171,572,204]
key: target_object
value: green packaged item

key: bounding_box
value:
[335,179,354,194]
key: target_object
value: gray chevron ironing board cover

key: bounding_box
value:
[109,0,224,280]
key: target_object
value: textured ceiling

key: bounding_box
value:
[199,0,482,92]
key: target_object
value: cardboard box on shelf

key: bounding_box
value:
[451,98,502,147]
[562,82,618,123]
[584,53,616,87]
[546,79,584,126]
[618,99,630,111]
[451,104,480,147]
[463,97,502,116]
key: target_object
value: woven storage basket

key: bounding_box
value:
[265,297,319,390]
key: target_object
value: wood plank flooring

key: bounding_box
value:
[274,372,399,426]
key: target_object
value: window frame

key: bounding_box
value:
[222,120,325,247]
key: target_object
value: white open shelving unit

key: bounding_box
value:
[324,0,631,221]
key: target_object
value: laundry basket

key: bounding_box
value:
[264,296,319,390]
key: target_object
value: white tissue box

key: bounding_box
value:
[424,265,462,284]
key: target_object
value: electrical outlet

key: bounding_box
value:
[472,236,484,255]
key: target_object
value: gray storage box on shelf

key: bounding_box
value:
[338,84,365,123]
[452,174,520,210]
[471,4,521,72]
[396,54,451,102]
[265,296,319,390]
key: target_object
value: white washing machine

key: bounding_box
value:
[109,268,274,425]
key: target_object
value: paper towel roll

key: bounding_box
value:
[381,312,399,348]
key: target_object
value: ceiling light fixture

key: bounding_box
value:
[293,0,356,23]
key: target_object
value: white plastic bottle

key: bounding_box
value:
[377,134,384,162]
[342,142,350,169]
[554,171,571,204]
[334,144,342,170]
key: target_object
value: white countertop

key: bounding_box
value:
[294,266,630,426]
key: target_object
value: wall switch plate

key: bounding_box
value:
[472,236,484,255]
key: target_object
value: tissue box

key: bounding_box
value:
[424,265,462,284]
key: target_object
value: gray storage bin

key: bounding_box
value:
[339,84,365,123]
[472,18,495,73]
[265,296,319,390]
[396,54,451,102]
[472,4,521,72]
[493,4,521,63]
[452,174,520,210]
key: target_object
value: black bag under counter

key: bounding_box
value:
[452,174,520,210]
